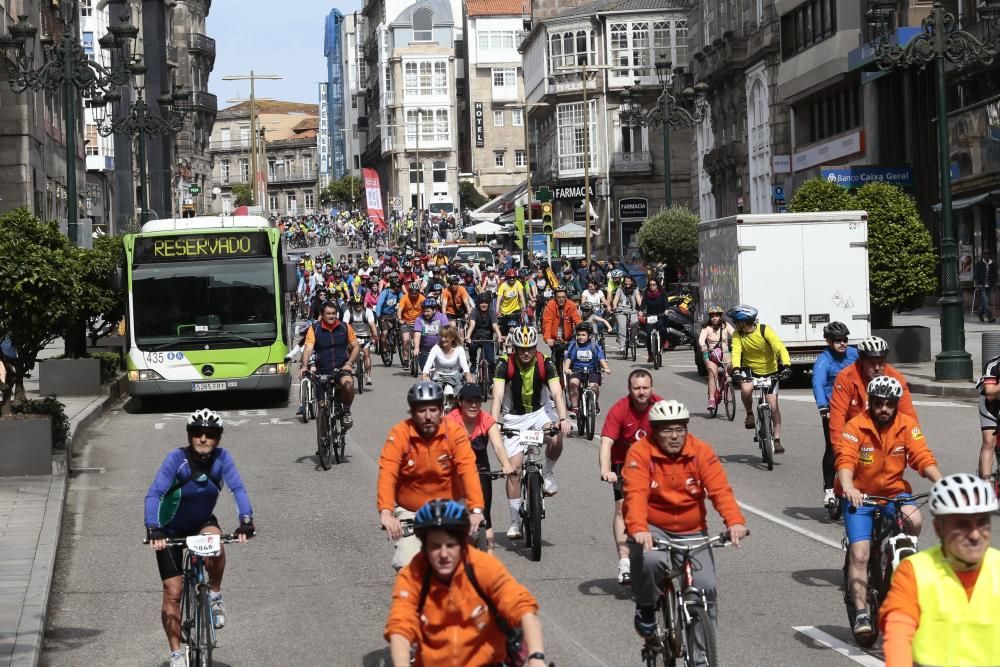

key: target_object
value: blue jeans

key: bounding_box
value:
[977,285,993,317]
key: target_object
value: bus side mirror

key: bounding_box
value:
[283,261,297,293]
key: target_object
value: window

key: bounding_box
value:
[267,159,276,180]
[85,124,99,156]
[781,0,837,59]
[494,151,505,167]
[305,192,315,209]
[406,108,449,142]
[238,158,249,182]
[287,192,297,211]
[611,20,688,79]
[556,100,598,172]
[413,8,433,42]
[492,67,517,94]
[433,161,447,183]
[802,85,861,144]
[493,110,504,127]
[747,70,772,214]
[512,109,523,126]
[221,196,232,215]
[703,2,715,46]
[478,30,518,51]
[404,60,448,96]
[220,160,231,184]
[239,126,250,147]
[268,195,278,210]
[548,29,595,69]
[80,0,93,17]
[515,150,527,167]
[303,156,313,179]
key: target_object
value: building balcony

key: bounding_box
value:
[745,4,780,62]
[188,33,216,63]
[611,150,652,174]
[692,32,749,84]
[542,70,600,99]
[190,91,217,113]
[267,173,317,184]
[209,138,250,152]
[703,141,748,173]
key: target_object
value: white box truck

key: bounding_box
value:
[695,211,871,374]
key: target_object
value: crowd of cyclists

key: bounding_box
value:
[141,233,1000,667]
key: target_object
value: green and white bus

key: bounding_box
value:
[123,216,296,399]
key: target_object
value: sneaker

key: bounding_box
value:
[169,650,188,667]
[852,611,873,639]
[543,472,558,496]
[295,405,304,416]
[823,488,836,507]
[342,412,353,429]
[567,410,577,421]
[634,606,657,639]
[707,397,717,411]
[365,373,373,385]
[617,558,631,586]
[773,439,785,454]
[506,523,523,540]
[210,594,226,629]
[744,413,755,430]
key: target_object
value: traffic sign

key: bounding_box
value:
[189,185,202,194]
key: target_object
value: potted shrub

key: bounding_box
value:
[0,397,69,476]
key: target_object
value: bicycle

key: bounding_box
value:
[298,372,316,424]
[618,310,637,362]
[143,533,242,667]
[409,341,420,377]
[314,373,347,469]
[354,340,370,395]
[634,531,741,667]
[380,318,399,367]
[470,338,495,397]
[706,348,735,422]
[738,371,777,470]
[566,371,598,441]
[501,425,560,562]
[646,315,663,370]
[841,493,928,648]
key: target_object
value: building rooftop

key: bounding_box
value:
[221,100,320,115]
[465,0,529,17]
[554,0,686,19]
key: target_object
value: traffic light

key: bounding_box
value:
[541,202,553,235]
[513,206,525,249]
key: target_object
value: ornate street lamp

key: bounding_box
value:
[89,59,189,225]
[0,3,136,243]
[867,0,1000,381]
[619,53,709,207]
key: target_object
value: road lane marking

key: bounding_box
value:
[539,610,610,666]
[154,422,164,430]
[793,626,884,666]
[738,501,843,551]
[779,394,972,409]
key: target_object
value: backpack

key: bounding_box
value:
[505,351,548,383]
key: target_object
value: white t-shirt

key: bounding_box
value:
[582,289,605,306]
[422,345,470,376]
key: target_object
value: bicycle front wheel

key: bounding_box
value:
[684,605,718,667]
[757,405,774,470]
[316,402,332,470]
[381,332,395,366]
[527,472,543,562]
[194,586,214,667]
[723,380,736,421]
[651,332,662,370]
[478,358,491,397]
[355,358,365,395]
[331,408,346,464]
[299,378,311,423]
[583,390,596,440]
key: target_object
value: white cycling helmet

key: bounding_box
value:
[867,375,904,400]
[929,473,999,516]
[857,336,890,358]
[649,399,690,423]
[187,408,224,430]
[610,269,625,280]
[508,326,539,349]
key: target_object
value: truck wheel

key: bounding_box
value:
[694,348,708,377]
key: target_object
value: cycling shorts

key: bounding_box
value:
[841,493,915,545]
[501,406,557,458]
[155,515,220,580]
[400,323,415,333]
[611,462,624,502]
[979,393,1000,431]
[569,370,602,386]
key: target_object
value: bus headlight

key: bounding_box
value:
[253,363,288,375]
[129,369,164,381]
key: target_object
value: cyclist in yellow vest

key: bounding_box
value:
[880,473,1000,667]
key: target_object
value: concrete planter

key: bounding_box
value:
[0,416,52,476]
[38,358,102,396]
[872,326,932,364]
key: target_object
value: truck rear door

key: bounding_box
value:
[802,219,870,343]
[737,222,808,344]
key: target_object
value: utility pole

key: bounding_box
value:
[222,71,281,208]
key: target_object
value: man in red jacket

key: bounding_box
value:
[623,400,748,648]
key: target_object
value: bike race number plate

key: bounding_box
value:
[521,429,545,445]
[646,315,658,324]
[186,534,222,557]
[192,382,228,392]
[751,376,774,389]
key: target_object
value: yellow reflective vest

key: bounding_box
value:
[911,544,1000,667]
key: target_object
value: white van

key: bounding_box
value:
[453,245,496,269]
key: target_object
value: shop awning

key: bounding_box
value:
[932,191,1000,212]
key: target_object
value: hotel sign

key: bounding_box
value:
[474,102,485,148]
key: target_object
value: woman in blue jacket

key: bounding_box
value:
[811,321,858,515]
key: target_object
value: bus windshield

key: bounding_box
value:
[131,258,277,348]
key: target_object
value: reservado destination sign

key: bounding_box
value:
[133,233,271,263]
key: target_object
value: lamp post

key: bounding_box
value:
[866,0,1000,381]
[505,101,549,261]
[89,61,188,225]
[0,3,136,244]
[618,54,709,208]
[222,72,282,208]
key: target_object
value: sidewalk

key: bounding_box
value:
[0,342,119,667]
[890,307,989,398]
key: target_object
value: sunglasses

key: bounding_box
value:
[187,427,222,439]
[830,338,848,344]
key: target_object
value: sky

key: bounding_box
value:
[206,1,363,107]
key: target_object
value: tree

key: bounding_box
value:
[459,180,488,212]
[637,205,700,281]
[854,182,937,327]
[0,208,80,409]
[231,182,253,206]
[319,175,364,209]
[788,177,854,213]
[68,234,125,352]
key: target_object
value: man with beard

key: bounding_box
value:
[836,375,942,644]
[378,381,486,570]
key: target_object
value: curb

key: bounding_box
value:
[10,389,119,667]
[906,381,978,399]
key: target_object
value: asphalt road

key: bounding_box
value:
[42,328,991,666]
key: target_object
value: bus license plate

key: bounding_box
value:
[192,382,227,392]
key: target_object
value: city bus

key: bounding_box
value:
[122,216,296,400]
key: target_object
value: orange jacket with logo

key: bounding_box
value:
[384,548,539,667]
[541,299,581,343]
[398,292,426,325]
[377,418,485,513]
[828,362,917,438]
[833,411,937,497]
[622,434,746,535]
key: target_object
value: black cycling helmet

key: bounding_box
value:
[413,499,471,540]
[581,303,594,313]
[476,292,491,304]
[407,380,444,406]
[576,322,594,334]
[823,321,850,339]
[447,274,460,285]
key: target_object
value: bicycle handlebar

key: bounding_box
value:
[500,425,561,438]
[143,534,241,546]
[627,530,748,553]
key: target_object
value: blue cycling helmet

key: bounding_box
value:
[413,499,470,539]
[727,304,759,323]
[423,297,439,309]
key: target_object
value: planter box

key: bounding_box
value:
[873,326,932,364]
[0,416,52,476]
[38,357,102,396]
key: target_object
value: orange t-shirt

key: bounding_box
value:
[398,292,426,325]
[442,286,470,316]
